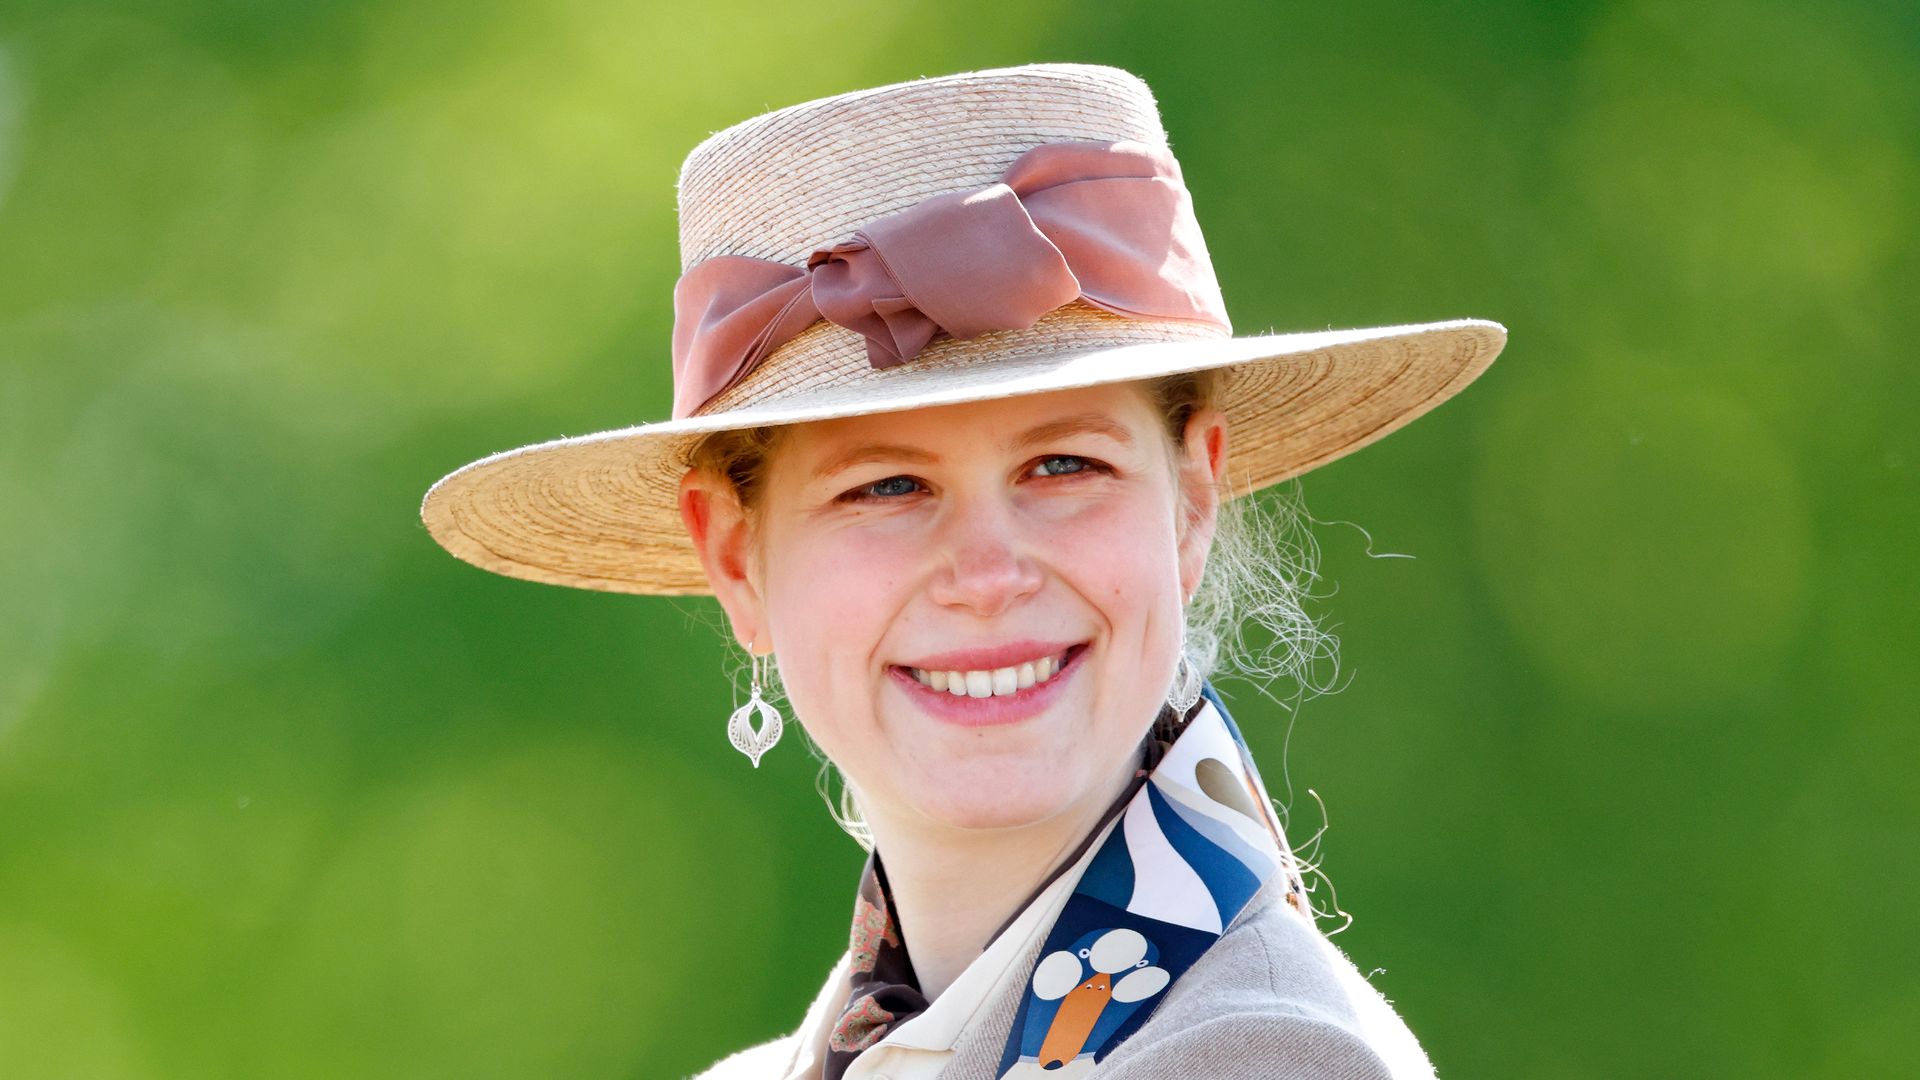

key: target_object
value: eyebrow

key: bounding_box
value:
[1010,412,1136,452]
[808,443,940,482]
[808,411,1136,483]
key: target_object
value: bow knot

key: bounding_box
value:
[806,181,1081,370]
[670,139,1230,419]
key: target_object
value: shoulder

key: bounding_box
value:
[685,1033,797,1080]
[1094,1011,1400,1080]
[1094,881,1439,1079]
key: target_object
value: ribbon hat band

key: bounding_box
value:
[669,139,1234,419]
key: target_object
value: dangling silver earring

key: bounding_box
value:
[1167,634,1203,715]
[727,642,783,768]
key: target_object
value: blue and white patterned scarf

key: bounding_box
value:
[994,684,1302,1077]
[824,685,1306,1078]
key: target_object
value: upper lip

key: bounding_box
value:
[896,639,1082,672]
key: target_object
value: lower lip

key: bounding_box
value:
[889,645,1088,728]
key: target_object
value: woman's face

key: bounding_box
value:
[682,382,1227,832]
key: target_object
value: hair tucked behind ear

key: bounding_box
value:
[678,373,1343,854]
[1141,372,1341,702]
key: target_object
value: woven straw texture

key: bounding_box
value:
[419,63,1507,596]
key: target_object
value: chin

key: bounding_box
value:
[920,793,1070,831]
[907,761,1083,831]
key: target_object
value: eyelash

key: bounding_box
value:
[841,455,1110,502]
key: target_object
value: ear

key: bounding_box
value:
[1174,406,1229,603]
[678,467,770,654]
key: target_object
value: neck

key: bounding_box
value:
[860,754,1140,1001]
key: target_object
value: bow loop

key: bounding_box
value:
[670,256,820,419]
[1007,141,1229,328]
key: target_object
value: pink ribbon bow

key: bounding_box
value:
[669,139,1232,418]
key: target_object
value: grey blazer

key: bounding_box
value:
[693,873,1438,1079]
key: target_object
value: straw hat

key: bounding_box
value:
[419,62,1506,596]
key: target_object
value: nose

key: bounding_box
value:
[926,491,1043,617]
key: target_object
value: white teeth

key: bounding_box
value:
[908,651,1072,699]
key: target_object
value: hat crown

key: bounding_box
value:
[676,63,1171,271]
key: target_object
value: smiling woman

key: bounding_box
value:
[419,63,1505,1079]
[686,377,1217,808]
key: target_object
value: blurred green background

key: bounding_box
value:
[1,1,1914,1076]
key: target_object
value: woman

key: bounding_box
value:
[420,63,1504,1079]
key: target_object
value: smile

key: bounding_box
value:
[905,648,1071,698]
[888,642,1089,727]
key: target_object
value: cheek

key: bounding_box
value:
[757,524,915,723]
[1056,495,1187,722]
[1048,490,1183,608]
[763,522,919,622]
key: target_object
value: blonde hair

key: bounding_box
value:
[681,372,1341,849]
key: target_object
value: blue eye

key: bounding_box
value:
[855,475,921,500]
[1033,455,1092,477]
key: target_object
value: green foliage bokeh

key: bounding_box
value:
[2,2,1915,1076]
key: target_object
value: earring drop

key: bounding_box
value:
[727,643,783,768]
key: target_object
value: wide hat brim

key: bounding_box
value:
[419,318,1505,596]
